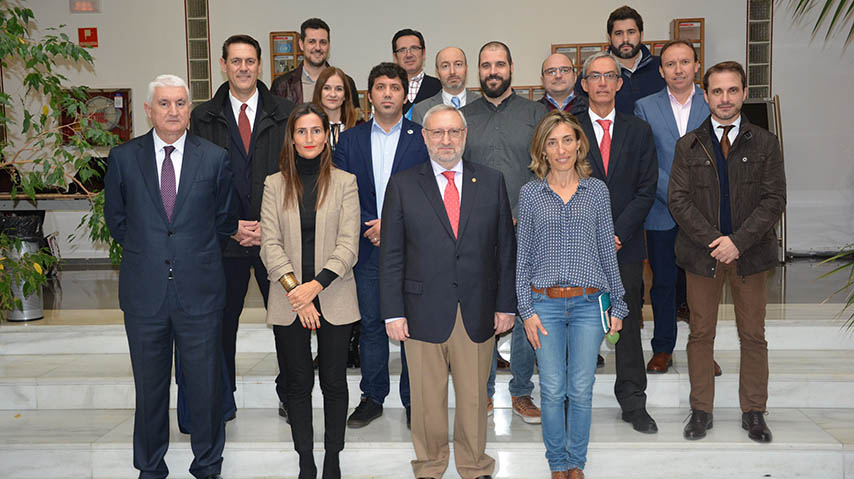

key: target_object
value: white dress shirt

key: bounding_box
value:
[711,114,741,145]
[441,89,468,108]
[431,158,464,198]
[668,86,697,137]
[153,129,187,193]
[228,88,259,131]
[588,107,616,146]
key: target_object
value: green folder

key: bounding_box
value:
[599,292,612,334]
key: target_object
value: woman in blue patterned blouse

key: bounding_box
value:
[516,110,627,479]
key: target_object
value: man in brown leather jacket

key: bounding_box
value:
[669,61,786,444]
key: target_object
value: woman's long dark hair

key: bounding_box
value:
[279,103,334,210]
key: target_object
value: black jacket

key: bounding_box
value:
[403,74,442,114]
[669,116,786,278]
[190,80,295,257]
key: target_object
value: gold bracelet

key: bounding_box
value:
[279,273,299,292]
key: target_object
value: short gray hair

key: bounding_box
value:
[422,103,467,129]
[581,51,623,80]
[146,74,190,105]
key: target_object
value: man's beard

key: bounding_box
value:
[611,41,641,59]
[305,53,326,68]
[480,74,512,99]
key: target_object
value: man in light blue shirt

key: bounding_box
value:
[333,62,430,430]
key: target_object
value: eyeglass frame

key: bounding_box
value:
[542,66,575,76]
[394,45,424,56]
[423,127,467,140]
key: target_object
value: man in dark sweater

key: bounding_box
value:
[189,34,295,423]
[574,5,665,114]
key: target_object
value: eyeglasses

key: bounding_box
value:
[424,128,465,140]
[543,66,575,76]
[394,45,423,55]
[585,72,620,82]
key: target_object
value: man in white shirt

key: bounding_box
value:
[412,46,480,124]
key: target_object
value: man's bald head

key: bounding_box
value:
[541,53,576,100]
[435,46,468,94]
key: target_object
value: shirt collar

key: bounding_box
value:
[546,91,575,110]
[430,158,463,177]
[228,88,259,115]
[153,129,187,155]
[442,89,467,105]
[371,116,403,135]
[710,114,742,135]
[667,86,696,107]
[588,107,616,123]
[410,71,425,83]
[538,175,590,192]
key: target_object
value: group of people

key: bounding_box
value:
[103,5,786,479]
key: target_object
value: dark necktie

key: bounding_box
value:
[238,103,251,154]
[442,171,460,238]
[596,119,612,175]
[718,124,735,158]
[161,145,176,221]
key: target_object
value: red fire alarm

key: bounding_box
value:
[78,27,98,48]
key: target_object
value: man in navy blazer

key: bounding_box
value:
[635,40,710,375]
[380,104,515,479]
[577,52,659,434]
[104,74,236,479]
[333,62,429,429]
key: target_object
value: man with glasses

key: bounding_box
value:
[461,41,547,425]
[576,51,659,435]
[539,53,586,115]
[381,104,515,479]
[412,47,480,125]
[392,28,442,116]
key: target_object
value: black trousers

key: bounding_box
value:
[222,255,271,395]
[273,304,352,457]
[124,281,224,479]
[614,261,648,412]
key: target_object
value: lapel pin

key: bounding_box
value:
[472,177,477,183]
[407,129,413,135]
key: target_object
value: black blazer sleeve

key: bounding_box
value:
[379,174,406,320]
[104,149,126,246]
[494,172,517,313]
[613,121,657,245]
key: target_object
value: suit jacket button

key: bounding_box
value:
[452,282,458,288]
[165,260,170,265]
[168,231,174,237]
[742,157,748,162]
[704,160,711,166]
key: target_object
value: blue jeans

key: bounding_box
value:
[355,247,410,407]
[487,315,535,398]
[531,290,603,472]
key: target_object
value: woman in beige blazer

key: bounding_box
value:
[259,103,360,479]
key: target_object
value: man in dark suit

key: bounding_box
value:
[634,40,710,374]
[381,104,515,479]
[392,28,442,117]
[333,62,430,428]
[270,18,359,108]
[190,34,295,422]
[104,74,236,479]
[577,51,658,434]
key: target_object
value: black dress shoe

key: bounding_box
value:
[742,411,772,443]
[475,475,493,478]
[205,475,223,479]
[621,408,658,434]
[406,406,411,429]
[596,354,605,369]
[347,397,383,428]
[683,409,713,440]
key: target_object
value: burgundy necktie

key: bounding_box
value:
[719,125,734,158]
[238,103,251,154]
[442,171,460,238]
[161,145,176,221]
[596,119,612,175]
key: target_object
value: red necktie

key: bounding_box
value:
[596,119,612,175]
[442,171,460,238]
[238,103,251,154]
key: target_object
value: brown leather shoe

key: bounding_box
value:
[568,468,585,479]
[646,352,673,373]
[511,395,541,424]
[497,354,510,369]
[714,360,722,377]
[551,471,568,479]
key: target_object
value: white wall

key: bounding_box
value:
[772,5,854,253]
[17,0,849,257]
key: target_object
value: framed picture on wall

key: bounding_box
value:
[272,34,295,54]
[274,56,294,74]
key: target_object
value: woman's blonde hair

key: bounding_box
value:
[528,110,591,180]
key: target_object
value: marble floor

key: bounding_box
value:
[1,259,853,478]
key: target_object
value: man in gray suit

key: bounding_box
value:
[412,47,479,124]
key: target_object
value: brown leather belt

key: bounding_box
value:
[532,285,599,299]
